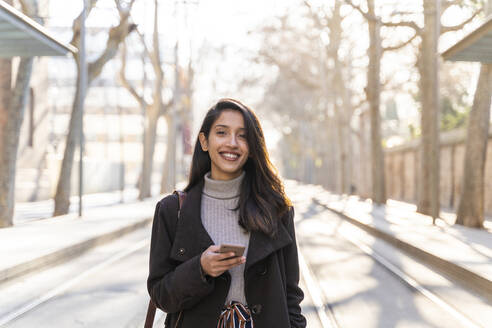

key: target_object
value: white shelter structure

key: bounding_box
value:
[0,1,75,57]
[442,15,492,62]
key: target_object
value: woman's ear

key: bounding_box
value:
[198,132,208,151]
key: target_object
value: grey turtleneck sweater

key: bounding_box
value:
[201,171,250,305]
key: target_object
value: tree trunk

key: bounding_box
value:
[0,0,36,227]
[335,114,347,193]
[53,69,85,216]
[139,105,159,200]
[456,64,492,228]
[366,0,386,205]
[331,0,351,194]
[0,58,12,227]
[161,113,177,194]
[417,0,440,220]
[0,58,33,227]
[53,4,134,216]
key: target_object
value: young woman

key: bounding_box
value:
[147,98,306,328]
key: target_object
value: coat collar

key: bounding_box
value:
[169,178,293,269]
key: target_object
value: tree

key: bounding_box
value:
[418,0,441,221]
[301,0,356,193]
[53,0,136,215]
[382,0,480,219]
[120,0,173,199]
[0,0,37,227]
[456,0,492,228]
[345,0,418,205]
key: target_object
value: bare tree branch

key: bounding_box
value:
[442,0,461,13]
[88,0,137,82]
[303,0,326,29]
[441,9,482,34]
[18,0,33,16]
[383,32,418,52]
[151,0,166,116]
[151,0,164,84]
[119,41,147,108]
[134,28,153,65]
[350,96,367,114]
[259,51,320,89]
[382,19,421,34]
[70,0,99,47]
[389,10,419,16]
[114,0,123,12]
[344,0,376,21]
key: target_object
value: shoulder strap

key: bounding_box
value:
[173,190,187,217]
[144,190,187,328]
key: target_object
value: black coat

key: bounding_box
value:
[147,179,307,328]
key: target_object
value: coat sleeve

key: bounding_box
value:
[147,195,215,314]
[283,207,307,328]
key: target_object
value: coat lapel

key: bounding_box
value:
[245,213,293,270]
[170,179,214,262]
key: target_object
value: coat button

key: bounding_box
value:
[178,248,186,255]
[258,266,267,275]
[251,304,262,314]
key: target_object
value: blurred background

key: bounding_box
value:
[1,0,490,228]
[1,1,492,327]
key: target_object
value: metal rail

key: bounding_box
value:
[0,239,149,327]
[335,218,484,328]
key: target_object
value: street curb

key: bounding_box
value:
[0,217,152,285]
[313,198,492,303]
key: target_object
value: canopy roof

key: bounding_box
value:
[442,15,492,63]
[0,1,76,58]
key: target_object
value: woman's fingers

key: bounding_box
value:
[208,257,245,276]
[208,245,221,252]
[213,256,245,271]
[200,245,247,277]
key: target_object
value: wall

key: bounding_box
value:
[378,128,492,215]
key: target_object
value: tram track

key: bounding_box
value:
[337,228,483,328]
[296,208,485,328]
[0,234,150,327]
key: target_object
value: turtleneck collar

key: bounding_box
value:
[203,171,245,200]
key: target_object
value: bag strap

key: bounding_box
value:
[173,190,187,219]
[144,191,187,328]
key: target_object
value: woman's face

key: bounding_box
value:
[199,110,250,180]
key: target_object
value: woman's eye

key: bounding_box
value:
[238,134,246,139]
[216,131,226,135]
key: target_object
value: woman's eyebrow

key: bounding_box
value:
[215,124,245,130]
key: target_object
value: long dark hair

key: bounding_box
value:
[185,98,291,237]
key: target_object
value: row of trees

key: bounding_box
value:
[251,0,489,228]
[0,0,191,227]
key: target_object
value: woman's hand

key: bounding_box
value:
[200,245,246,277]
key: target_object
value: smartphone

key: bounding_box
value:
[218,244,246,258]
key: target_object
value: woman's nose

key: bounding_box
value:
[227,135,238,147]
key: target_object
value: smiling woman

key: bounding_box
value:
[147,98,306,328]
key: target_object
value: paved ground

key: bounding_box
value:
[0,181,490,327]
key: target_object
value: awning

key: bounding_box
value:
[0,1,77,58]
[442,15,492,63]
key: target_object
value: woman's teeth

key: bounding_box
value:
[222,153,239,160]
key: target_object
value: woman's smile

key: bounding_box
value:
[220,151,240,160]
